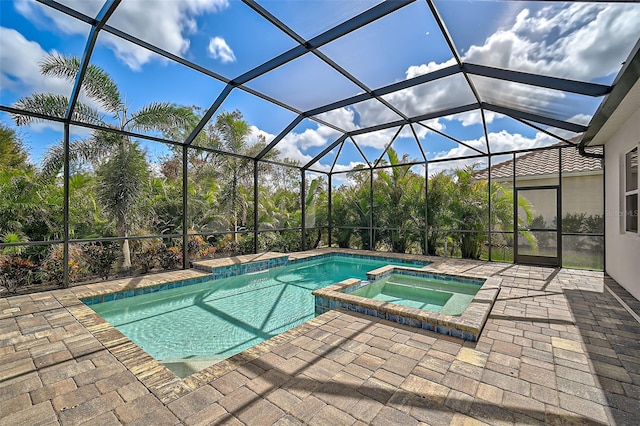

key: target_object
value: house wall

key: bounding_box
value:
[604,108,640,301]
[511,174,603,226]
[562,174,604,217]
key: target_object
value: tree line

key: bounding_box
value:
[1,54,528,292]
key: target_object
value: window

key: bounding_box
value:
[625,146,638,233]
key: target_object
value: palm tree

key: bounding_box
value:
[446,165,535,259]
[0,125,30,171]
[0,124,54,248]
[210,111,253,241]
[304,177,328,249]
[447,166,489,258]
[375,148,424,253]
[12,54,193,270]
[348,168,375,250]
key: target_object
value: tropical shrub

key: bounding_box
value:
[188,234,213,260]
[158,245,183,270]
[41,245,82,286]
[0,255,36,293]
[83,242,119,280]
[133,240,160,274]
[530,215,551,249]
[256,231,301,253]
[219,234,242,255]
[562,212,604,234]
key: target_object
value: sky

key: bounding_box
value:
[1,0,639,181]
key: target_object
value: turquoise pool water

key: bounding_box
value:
[89,255,422,376]
[349,274,479,316]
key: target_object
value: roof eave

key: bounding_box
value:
[580,39,640,147]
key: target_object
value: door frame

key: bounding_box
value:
[514,185,561,267]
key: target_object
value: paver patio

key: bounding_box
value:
[1,252,639,425]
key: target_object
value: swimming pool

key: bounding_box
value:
[86,254,427,377]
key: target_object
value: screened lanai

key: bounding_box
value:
[1,0,639,287]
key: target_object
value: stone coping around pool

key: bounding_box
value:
[312,268,501,342]
[191,251,290,272]
[364,264,487,286]
[67,269,211,303]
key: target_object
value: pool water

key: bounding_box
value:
[349,274,479,316]
[89,255,420,377]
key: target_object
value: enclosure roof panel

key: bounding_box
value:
[1,0,639,171]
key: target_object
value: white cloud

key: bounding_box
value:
[352,128,398,150]
[386,3,640,144]
[15,0,230,70]
[568,113,591,126]
[418,119,444,134]
[283,128,331,149]
[246,125,318,167]
[405,59,457,80]
[0,27,87,134]
[333,161,368,174]
[315,107,359,131]
[0,27,69,97]
[244,124,335,171]
[15,0,88,35]
[431,130,558,164]
[392,3,639,132]
[245,125,272,147]
[467,4,640,82]
[351,100,403,129]
[444,110,499,127]
[208,37,236,64]
[1,28,111,134]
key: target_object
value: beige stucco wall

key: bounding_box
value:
[562,174,604,217]
[604,108,640,301]
[506,174,603,226]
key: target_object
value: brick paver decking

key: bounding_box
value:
[1,251,639,425]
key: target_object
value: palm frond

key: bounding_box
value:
[39,134,116,180]
[71,101,105,126]
[40,54,121,112]
[128,103,195,134]
[40,53,80,82]
[83,63,122,112]
[216,111,251,153]
[12,94,68,124]
[12,94,104,127]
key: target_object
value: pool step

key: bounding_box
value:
[385,276,479,295]
[386,279,450,293]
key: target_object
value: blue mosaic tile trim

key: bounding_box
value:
[292,253,429,267]
[209,257,289,279]
[341,280,369,294]
[82,275,211,306]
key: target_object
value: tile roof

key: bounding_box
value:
[474,143,603,180]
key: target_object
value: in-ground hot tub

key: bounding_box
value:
[312,265,500,341]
